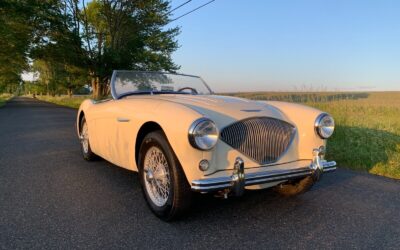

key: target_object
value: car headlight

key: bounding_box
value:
[188,118,219,150]
[315,113,335,139]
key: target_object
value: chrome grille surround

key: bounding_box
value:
[220,117,296,165]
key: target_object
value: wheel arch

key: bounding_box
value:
[135,121,164,167]
[76,99,94,137]
[131,101,205,184]
[77,111,85,134]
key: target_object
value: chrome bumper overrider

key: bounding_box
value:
[191,149,336,194]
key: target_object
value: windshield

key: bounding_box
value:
[111,71,213,99]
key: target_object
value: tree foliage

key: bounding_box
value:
[0,0,33,92]
[0,0,180,98]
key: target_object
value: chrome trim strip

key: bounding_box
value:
[321,161,337,172]
[191,161,336,192]
[203,159,313,176]
[117,117,130,122]
[191,183,232,191]
[192,167,311,188]
[111,70,118,100]
[245,168,311,181]
[245,171,311,185]
[322,160,336,168]
[323,166,336,172]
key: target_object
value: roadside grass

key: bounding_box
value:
[228,91,400,179]
[0,94,13,107]
[34,95,89,109]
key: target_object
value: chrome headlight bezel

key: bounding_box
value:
[188,118,219,151]
[315,113,335,139]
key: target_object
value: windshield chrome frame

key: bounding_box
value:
[110,70,214,100]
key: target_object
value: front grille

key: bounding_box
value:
[220,117,296,164]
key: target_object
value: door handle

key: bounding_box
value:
[117,117,130,122]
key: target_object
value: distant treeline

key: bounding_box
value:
[225,92,370,103]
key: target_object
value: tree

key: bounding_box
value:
[74,0,180,98]
[1,0,180,98]
[0,0,77,94]
[0,0,33,90]
[30,0,88,96]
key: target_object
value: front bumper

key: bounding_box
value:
[191,150,336,194]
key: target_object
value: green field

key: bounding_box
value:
[33,92,400,179]
[228,92,400,179]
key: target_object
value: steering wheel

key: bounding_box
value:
[177,87,198,95]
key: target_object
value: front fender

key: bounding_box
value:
[149,101,205,182]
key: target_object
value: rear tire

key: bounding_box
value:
[138,130,192,221]
[274,176,315,197]
[79,117,97,161]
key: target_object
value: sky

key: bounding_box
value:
[167,0,400,92]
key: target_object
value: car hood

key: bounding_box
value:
[133,94,291,127]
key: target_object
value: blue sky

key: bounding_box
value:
[168,0,400,92]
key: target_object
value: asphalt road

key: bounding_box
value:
[1,97,400,249]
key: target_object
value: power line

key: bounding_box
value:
[167,0,193,15]
[169,0,216,23]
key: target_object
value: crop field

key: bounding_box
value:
[227,91,400,179]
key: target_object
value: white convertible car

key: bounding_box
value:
[77,71,336,220]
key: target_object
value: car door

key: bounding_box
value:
[93,99,138,169]
[111,98,160,171]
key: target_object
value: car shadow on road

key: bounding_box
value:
[86,150,356,224]
[182,172,348,221]
[95,161,353,223]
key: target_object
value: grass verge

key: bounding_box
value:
[34,95,89,109]
[0,94,13,107]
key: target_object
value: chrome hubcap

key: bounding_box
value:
[146,170,154,182]
[80,122,89,153]
[143,146,170,207]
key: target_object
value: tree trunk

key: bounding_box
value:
[92,77,103,100]
[67,88,73,97]
[91,77,99,99]
[102,82,110,97]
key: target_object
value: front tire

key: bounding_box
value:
[138,131,192,221]
[274,176,315,197]
[79,117,97,161]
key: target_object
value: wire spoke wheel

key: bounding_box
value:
[143,146,171,207]
[81,122,89,153]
